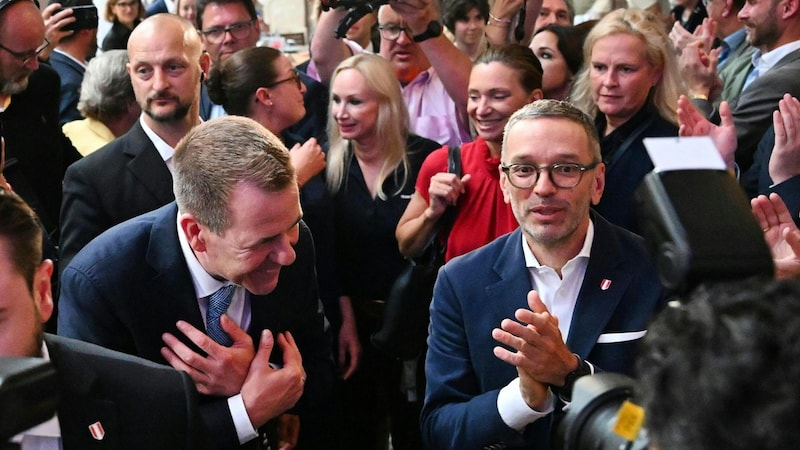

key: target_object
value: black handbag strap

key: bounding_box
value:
[438,145,461,236]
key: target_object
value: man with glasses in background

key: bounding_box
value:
[420,100,667,449]
[0,0,81,241]
[195,0,328,142]
[311,0,474,148]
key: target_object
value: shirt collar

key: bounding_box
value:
[52,48,87,67]
[722,28,747,54]
[176,213,230,298]
[751,39,800,74]
[139,115,175,169]
[522,220,595,268]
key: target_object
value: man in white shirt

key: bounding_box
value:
[0,187,209,450]
[421,100,666,449]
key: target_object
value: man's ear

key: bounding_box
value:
[179,213,207,252]
[34,260,54,324]
[199,51,211,81]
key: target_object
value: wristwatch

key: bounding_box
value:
[413,20,443,42]
[552,355,593,401]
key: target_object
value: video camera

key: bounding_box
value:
[0,358,59,445]
[320,0,388,39]
[554,139,775,449]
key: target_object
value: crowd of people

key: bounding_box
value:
[2,0,800,448]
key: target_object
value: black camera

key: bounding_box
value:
[320,0,387,39]
[0,358,59,444]
[555,373,649,450]
[57,5,99,32]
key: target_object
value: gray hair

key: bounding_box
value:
[173,116,296,233]
[502,99,601,161]
[77,50,135,122]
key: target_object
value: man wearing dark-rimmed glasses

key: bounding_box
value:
[0,0,81,240]
[421,99,667,449]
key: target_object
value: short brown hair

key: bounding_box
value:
[0,189,43,291]
[173,116,295,233]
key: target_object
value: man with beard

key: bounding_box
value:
[0,0,81,238]
[46,0,99,125]
[420,100,667,449]
[0,187,210,450]
[686,0,800,171]
[58,13,209,276]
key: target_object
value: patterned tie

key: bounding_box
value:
[206,284,235,346]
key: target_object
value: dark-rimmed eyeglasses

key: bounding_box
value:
[0,38,50,66]
[266,70,302,90]
[200,20,255,44]
[378,24,411,41]
[500,161,600,189]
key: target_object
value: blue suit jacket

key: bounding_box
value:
[45,334,210,449]
[48,51,85,125]
[58,202,335,449]
[421,214,666,450]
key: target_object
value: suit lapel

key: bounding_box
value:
[45,336,122,449]
[485,230,536,319]
[145,203,206,333]
[566,215,630,358]
[123,122,175,205]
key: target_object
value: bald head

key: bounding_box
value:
[128,13,203,59]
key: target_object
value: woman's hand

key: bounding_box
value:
[289,138,326,187]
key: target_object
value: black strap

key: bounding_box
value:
[413,146,461,266]
[604,116,656,169]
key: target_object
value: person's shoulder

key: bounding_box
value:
[446,230,517,270]
[420,145,449,169]
[67,123,142,170]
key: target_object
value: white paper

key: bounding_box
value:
[643,136,727,172]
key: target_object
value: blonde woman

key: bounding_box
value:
[326,53,439,450]
[570,8,683,232]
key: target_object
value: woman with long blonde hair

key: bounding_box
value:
[326,53,440,450]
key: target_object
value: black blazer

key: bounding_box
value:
[45,334,210,450]
[101,20,136,51]
[0,64,81,236]
[59,120,174,276]
[58,202,336,449]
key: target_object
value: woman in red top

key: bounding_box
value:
[397,44,544,261]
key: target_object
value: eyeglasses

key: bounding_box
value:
[378,24,411,41]
[200,20,255,44]
[0,38,50,66]
[266,70,302,90]
[114,1,138,8]
[500,161,600,189]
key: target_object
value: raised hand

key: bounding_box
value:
[491,291,576,408]
[768,94,800,185]
[289,138,326,188]
[752,193,800,279]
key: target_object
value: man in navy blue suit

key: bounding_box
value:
[421,100,667,450]
[59,116,335,449]
[46,0,98,125]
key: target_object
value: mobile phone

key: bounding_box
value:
[58,4,99,32]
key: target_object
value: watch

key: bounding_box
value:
[552,355,593,401]
[413,20,443,42]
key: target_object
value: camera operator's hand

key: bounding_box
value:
[752,193,800,279]
[41,3,75,61]
[492,290,578,388]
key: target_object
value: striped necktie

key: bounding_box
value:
[207,285,235,346]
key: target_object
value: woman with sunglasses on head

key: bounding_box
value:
[102,0,144,51]
[326,53,440,450]
[570,8,682,233]
[397,44,543,263]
